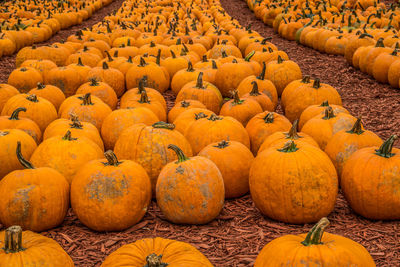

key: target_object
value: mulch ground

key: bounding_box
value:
[1,0,400,266]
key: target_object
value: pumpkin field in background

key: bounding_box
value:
[0,0,398,265]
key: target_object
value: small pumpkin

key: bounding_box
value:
[119,91,166,122]
[8,67,43,93]
[168,100,207,123]
[173,108,214,134]
[0,84,19,113]
[28,83,66,110]
[171,61,202,95]
[86,62,125,97]
[242,81,275,112]
[46,66,84,97]
[76,78,118,109]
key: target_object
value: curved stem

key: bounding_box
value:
[301,217,330,246]
[375,135,398,158]
[3,226,26,254]
[285,120,302,139]
[245,50,255,61]
[152,121,175,130]
[257,62,266,80]
[80,93,93,105]
[103,150,121,166]
[16,141,35,169]
[347,118,364,135]
[139,91,150,103]
[249,81,261,96]
[196,72,204,89]
[168,144,189,163]
[277,140,299,153]
[9,107,26,120]
[144,253,168,267]
[263,112,274,123]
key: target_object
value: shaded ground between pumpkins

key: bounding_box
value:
[0,0,399,266]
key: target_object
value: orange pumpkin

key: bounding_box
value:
[28,83,65,111]
[86,62,125,97]
[119,91,166,121]
[171,61,202,95]
[8,67,43,93]
[0,84,19,113]
[173,108,214,134]
[76,78,118,110]
[168,100,206,123]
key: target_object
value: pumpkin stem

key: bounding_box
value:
[277,140,299,153]
[313,78,321,89]
[301,76,311,84]
[156,49,161,65]
[263,112,274,123]
[245,50,255,62]
[257,62,266,80]
[168,144,189,163]
[102,62,109,69]
[285,120,302,139]
[3,226,26,254]
[231,90,244,105]
[80,93,94,105]
[214,140,229,149]
[211,60,218,69]
[196,72,204,89]
[195,112,208,120]
[180,101,190,108]
[103,150,121,166]
[301,217,330,246]
[375,135,398,158]
[144,253,168,267]
[187,61,194,72]
[62,130,77,141]
[202,55,208,62]
[139,91,150,103]
[37,83,46,90]
[77,57,84,66]
[26,94,38,103]
[322,106,335,120]
[250,81,261,96]
[347,117,364,135]
[16,141,35,169]
[320,100,329,106]
[90,78,99,86]
[69,114,83,129]
[152,121,175,130]
[208,114,223,121]
[138,76,148,93]
[139,57,148,67]
[9,107,26,120]
[277,55,284,64]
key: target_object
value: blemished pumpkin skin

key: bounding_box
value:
[156,145,224,224]
[254,218,376,267]
[168,100,206,123]
[246,111,292,154]
[0,107,42,144]
[341,135,400,220]
[101,107,159,150]
[8,67,43,93]
[0,129,37,179]
[71,151,151,232]
[281,78,343,123]
[242,81,275,112]
[220,90,263,126]
[173,108,214,134]
[20,59,58,82]
[301,107,358,150]
[0,226,74,267]
[101,237,213,267]
[258,120,319,154]
[58,93,112,131]
[0,84,19,113]
[46,66,84,97]
[325,118,383,177]
[67,58,93,85]
[43,115,104,151]
[76,79,118,110]
[265,56,302,96]
[30,131,103,184]
[86,62,125,97]
[198,140,254,198]
[249,141,338,224]
[298,100,349,130]
[0,142,69,232]
[1,94,58,132]
[185,114,251,155]
[28,83,66,111]
[175,72,223,114]
[171,61,202,95]
[119,91,166,122]
[114,122,193,196]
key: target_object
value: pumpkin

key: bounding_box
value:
[101,237,212,267]
[67,57,92,85]
[46,66,84,97]
[0,107,41,143]
[242,81,275,112]
[220,90,263,126]
[119,91,166,122]
[28,83,65,110]
[58,93,112,131]
[1,94,57,132]
[341,135,400,220]
[301,107,358,150]
[175,72,223,114]
[0,142,69,232]
[168,100,207,123]
[265,56,302,96]
[20,59,57,82]
[156,144,224,224]
[101,107,159,150]
[8,67,43,93]
[388,59,400,88]
[372,50,399,84]
[254,217,376,267]
[185,114,250,154]
[0,129,37,179]
[171,61,202,95]
[114,122,193,195]
[86,62,125,97]
[246,111,292,154]
[76,78,118,109]
[0,226,74,266]
[325,118,383,176]
[71,150,151,231]
[250,141,338,223]
[344,33,376,64]
[0,84,19,113]
[173,108,214,134]
[30,130,103,184]
[198,140,254,198]
[161,50,189,80]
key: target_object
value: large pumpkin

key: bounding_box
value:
[341,135,400,220]
[101,237,212,267]
[250,141,338,223]
[71,150,151,232]
[0,142,69,232]
[254,218,375,266]
[0,226,74,266]
[156,145,224,224]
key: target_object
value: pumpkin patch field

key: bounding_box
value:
[0,0,399,265]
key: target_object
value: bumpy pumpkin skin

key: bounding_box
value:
[265,57,302,96]
[198,140,254,198]
[0,167,69,232]
[0,227,74,267]
[156,147,224,224]
[71,152,151,232]
[114,123,193,195]
[8,67,43,93]
[101,237,213,267]
[341,136,400,220]
[215,61,254,97]
[250,142,338,223]
[173,108,214,134]
[168,100,206,123]
[28,84,66,111]
[0,84,19,113]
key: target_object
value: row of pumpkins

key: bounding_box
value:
[0,0,113,58]
[246,0,400,87]
[0,0,395,265]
